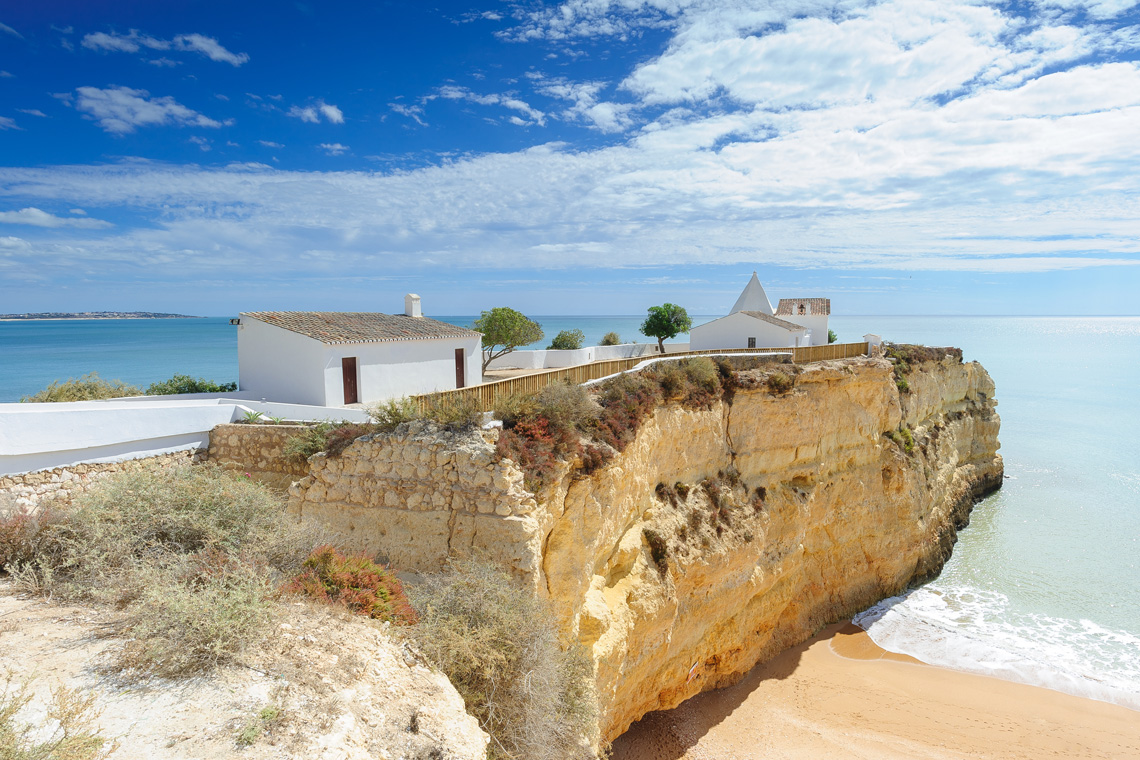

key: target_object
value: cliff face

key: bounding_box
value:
[287,354,1002,743]
[542,355,1000,740]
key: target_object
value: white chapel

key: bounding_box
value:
[689,272,831,350]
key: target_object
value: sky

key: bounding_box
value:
[1,0,1138,317]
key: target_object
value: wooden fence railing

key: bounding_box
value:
[411,342,869,413]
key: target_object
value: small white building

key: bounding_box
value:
[689,272,831,350]
[774,298,831,346]
[237,295,483,407]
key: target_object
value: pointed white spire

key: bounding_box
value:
[729,271,773,315]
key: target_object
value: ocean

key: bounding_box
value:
[1,315,1137,710]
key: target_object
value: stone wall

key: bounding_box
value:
[207,423,312,490]
[0,450,205,517]
[286,354,1003,742]
[288,422,544,577]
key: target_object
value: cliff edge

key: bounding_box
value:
[288,351,1002,742]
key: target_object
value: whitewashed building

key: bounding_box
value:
[237,295,482,407]
[690,272,831,350]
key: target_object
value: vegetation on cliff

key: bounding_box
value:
[494,356,793,489]
[407,557,599,760]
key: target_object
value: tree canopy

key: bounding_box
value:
[472,307,544,371]
[548,329,585,351]
[639,303,692,353]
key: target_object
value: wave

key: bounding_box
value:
[852,585,1140,711]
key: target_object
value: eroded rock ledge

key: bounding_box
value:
[287,353,1002,742]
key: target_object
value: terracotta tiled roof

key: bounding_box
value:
[242,311,481,344]
[775,298,831,316]
[738,311,809,331]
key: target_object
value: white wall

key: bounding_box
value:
[324,335,482,405]
[789,314,829,345]
[238,318,329,406]
[484,342,683,370]
[0,398,370,476]
[690,312,808,351]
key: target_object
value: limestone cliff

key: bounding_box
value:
[287,353,1002,743]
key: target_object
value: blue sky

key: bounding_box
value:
[1,0,1138,316]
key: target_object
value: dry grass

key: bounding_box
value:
[407,558,599,760]
[0,673,116,760]
[1,465,317,679]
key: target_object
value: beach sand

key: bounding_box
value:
[610,624,1140,760]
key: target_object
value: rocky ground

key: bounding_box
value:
[0,580,488,760]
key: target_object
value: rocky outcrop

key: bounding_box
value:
[288,354,1002,743]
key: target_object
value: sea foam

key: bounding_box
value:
[853,585,1140,711]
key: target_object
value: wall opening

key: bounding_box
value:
[342,357,359,404]
[455,348,466,389]
[747,337,757,348]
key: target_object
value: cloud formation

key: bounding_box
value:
[80,30,249,65]
[434,86,546,126]
[289,100,344,124]
[72,86,225,134]
[0,207,112,229]
[319,142,349,155]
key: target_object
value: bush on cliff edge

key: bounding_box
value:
[407,558,600,760]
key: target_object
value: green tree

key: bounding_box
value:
[472,307,544,371]
[547,329,585,350]
[828,329,838,344]
[640,303,692,354]
[598,331,622,346]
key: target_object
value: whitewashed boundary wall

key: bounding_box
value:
[0,398,370,477]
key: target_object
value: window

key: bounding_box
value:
[798,303,807,315]
[748,337,756,348]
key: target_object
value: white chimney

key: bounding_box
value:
[404,293,422,318]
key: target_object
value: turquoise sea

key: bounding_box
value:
[1,315,1137,709]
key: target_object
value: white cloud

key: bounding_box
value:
[17,109,47,117]
[189,135,211,151]
[148,57,181,67]
[289,100,343,124]
[81,30,248,65]
[532,76,634,132]
[390,102,427,126]
[433,86,546,126]
[81,30,168,53]
[0,207,111,229]
[259,140,284,148]
[0,116,18,130]
[72,86,224,134]
[318,102,344,124]
[4,0,1140,287]
[289,105,319,123]
[0,70,13,78]
[0,21,23,38]
[173,33,249,66]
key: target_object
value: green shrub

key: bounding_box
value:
[598,332,622,346]
[283,421,380,461]
[0,674,116,760]
[887,427,916,454]
[766,371,794,394]
[407,558,599,760]
[145,374,237,395]
[286,545,416,624]
[20,372,142,402]
[532,382,597,431]
[368,397,420,431]
[828,329,838,344]
[419,394,483,432]
[547,329,585,351]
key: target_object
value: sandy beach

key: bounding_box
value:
[611,623,1140,760]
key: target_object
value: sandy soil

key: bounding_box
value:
[611,623,1140,760]
[0,581,487,759]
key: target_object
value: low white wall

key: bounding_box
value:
[484,342,687,370]
[0,398,370,477]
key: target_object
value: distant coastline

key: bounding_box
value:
[0,312,203,321]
